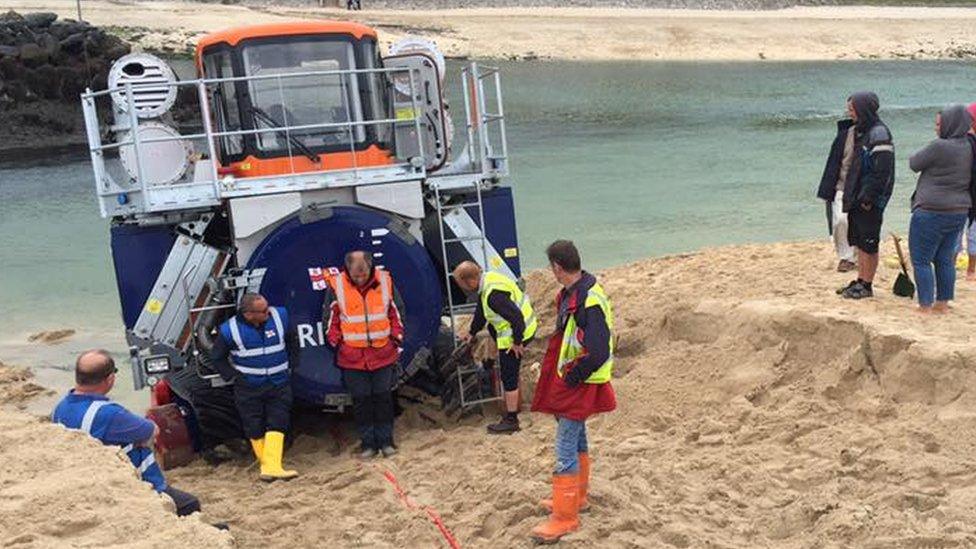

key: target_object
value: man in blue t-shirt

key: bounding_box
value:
[52,349,201,516]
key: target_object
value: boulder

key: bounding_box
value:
[18,42,47,66]
[23,12,57,29]
[38,32,59,57]
[57,64,87,98]
[25,64,61,99]
[0,10,24,24]
[59,32,85,53]
[49,19,89,40]
[0,44,17,58]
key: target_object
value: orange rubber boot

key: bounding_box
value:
[530,474,580,544]
[578,452,590,510]
[541,453,590,512]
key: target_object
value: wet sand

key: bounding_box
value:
[10,1,976,60]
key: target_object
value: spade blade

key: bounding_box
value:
[893,272,915,298]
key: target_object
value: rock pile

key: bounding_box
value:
[0,11,129,106]
[0,11,131,156]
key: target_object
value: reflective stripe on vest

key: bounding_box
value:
[71,398,165,491]
[229,307,286,358]
[557,283,615,384]
[480,271,538,350]
[121,443,158,474]
[226,307,290,377]
[328,270,394,349]
[80,400,110,435]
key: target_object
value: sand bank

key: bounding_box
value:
[156,238,976,547]
[0,367,232,547]
[6,238,976,545]
[9,1,976,60]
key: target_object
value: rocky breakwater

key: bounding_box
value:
[0,11,130,158]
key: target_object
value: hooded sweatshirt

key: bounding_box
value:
[909,104,974,214]
[841,91,896,212]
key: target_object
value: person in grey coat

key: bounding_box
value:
[908,104,974,313]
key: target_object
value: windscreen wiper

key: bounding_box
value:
[249,106,320,164]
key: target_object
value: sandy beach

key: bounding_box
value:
[0,388,232,547]
[7,1,976,60]
[7,238,976,546]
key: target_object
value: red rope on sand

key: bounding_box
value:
[334,425,460,547]
[376,466,462,549]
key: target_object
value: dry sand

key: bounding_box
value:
[159,238,976,547]
[10,1,976,60]
[0,366,232,548]
[6,238,976,546]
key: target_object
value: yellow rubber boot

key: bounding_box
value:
[530,474,580,544]
[249,438,264,464]
[541,453,590,512]
[259,431,298,482]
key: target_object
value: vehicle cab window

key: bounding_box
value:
[242,39,365,153]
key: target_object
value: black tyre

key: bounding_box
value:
[166,359,243,451]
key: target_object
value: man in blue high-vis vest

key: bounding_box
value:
[52,349,201,516]
[211,293,300,482]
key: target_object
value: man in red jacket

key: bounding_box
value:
[530,240,616,544]
[325,250,404,459]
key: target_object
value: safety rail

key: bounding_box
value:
[81,65,428,218]
[459,62,508,180]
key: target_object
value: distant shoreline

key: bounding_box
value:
[8,1,976,61]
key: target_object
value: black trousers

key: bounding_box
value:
[489,326,531,392]
[234,380,292,440]
[342,365,395,449]
[164,485,200,516]
[498,348,522,392]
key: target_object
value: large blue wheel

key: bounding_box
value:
[246,206,443,405]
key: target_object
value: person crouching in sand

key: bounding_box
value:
[52,349,201,516]
[529,240,616,544]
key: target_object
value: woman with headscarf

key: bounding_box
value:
[908,104,974,313]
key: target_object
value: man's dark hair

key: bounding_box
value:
[239,293,266,314]
[75,349,117,386]
[546,240,582,273]
[345,250,373,269]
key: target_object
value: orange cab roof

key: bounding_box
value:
[196,21,377,54]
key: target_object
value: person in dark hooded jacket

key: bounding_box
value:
[817,99,858,272]
[908,104,974,313]
[832,92,895,299]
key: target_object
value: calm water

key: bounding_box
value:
[2,59,974,404]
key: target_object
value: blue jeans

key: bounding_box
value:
[909,210,968,307]
[555,417,588,475]
[956,219,976,255]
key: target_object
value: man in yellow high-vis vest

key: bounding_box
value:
[453,261,538,434]
[529,240,616,544]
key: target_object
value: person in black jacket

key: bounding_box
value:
[817,101,858,272]
[827,92,895,299]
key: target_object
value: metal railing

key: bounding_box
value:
[81,65,427,218]
[460,62,509,177]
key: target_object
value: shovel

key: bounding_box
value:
[891,233,916,298]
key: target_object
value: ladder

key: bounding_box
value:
[433,180,502,411]
[432,62,512,412]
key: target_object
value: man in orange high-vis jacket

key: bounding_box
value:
[325,251,404,459]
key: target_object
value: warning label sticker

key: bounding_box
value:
[145,298,163,314]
